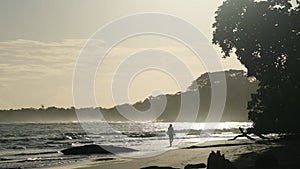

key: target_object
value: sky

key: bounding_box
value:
[0,0,245,109]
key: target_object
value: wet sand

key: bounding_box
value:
[49,138,299,169]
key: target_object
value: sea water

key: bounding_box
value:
[0,122,252,168]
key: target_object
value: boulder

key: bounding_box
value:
[207,151,237,169]
[61,144,136,155]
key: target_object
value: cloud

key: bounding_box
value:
[0,38,245,109]
[0,39,87,81]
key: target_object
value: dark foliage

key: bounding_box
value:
[213,0,300,133]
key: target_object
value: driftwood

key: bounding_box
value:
[228,127,269,141]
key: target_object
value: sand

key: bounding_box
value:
[48,138,298,169]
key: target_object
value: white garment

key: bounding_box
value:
[167,126,174,136]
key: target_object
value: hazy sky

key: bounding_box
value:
[0,0,245,109]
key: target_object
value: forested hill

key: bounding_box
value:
[103,69,258,122]
[0,70,258,123]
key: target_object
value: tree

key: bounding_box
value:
[213,0,300,134]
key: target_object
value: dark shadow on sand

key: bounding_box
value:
[183,142,253,149]
[140,166,179,169]
[93,157,115,162]
[232,136,300,169]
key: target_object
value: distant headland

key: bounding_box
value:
[0,70,257,123]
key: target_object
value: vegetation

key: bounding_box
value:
[213,0,300,134]
[0,70,257,123]
[98,70,257,122]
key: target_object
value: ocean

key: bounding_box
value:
[0,122,252,168]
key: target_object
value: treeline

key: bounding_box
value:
[0,69,258,123]
[0,107,78,123]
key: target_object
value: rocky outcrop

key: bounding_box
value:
[61,144,136,155]
[207,151,237,169]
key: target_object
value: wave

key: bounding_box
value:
[0,157,13,161]
[121,132,164,138]
[15,151,58,156]
[0,122,250,169]
[115,128,242,138]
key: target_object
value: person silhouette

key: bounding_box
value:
[167,124,175,147]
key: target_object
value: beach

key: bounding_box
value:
[2,122,298,169]
[0,122,252,169]
[49,137,298,169]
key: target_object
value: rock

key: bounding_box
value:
[207,151,237,169]
[255,153,278,168]
[61,144,136,155]
[11,145,26,150]
[184,163,206,168]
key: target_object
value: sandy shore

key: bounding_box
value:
[49,138,298,169]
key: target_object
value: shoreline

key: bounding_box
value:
[47,139,275,169]
[46,134,300,169]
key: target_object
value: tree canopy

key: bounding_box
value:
[213,0,300,134]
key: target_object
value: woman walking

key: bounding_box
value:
[167,124,175,147]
